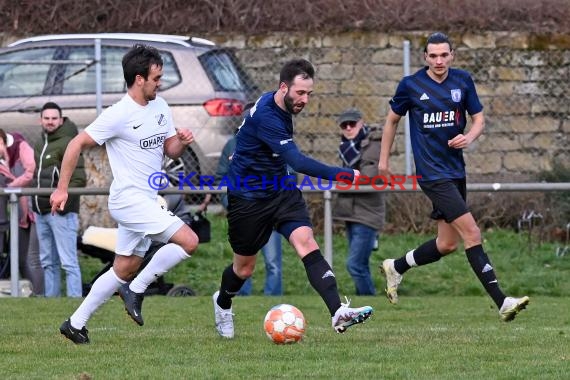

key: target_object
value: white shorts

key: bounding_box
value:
[109,196,185,257]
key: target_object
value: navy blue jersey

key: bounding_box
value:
[390,67,483,182]
[228,92,352,199]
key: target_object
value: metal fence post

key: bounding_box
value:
[95,38,102,116]
[9,192,20,296]
[403,40,412,176]
[323,190,333,268]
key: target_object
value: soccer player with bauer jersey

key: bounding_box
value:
[379,32,529,322]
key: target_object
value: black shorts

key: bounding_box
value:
[227,188,311,255]
[419,178,469,223]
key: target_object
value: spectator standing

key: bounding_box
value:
[33,102,86,298]
[0,129,43,295]
[332,108,385,295]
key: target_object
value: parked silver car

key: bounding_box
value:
[0,33,258,186]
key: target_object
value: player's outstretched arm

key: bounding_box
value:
[50,131,97,214]
[280,146,355,183]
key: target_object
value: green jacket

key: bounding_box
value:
[32,117,86,215]
[332,127,386,231]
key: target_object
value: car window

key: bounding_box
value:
[61,45,181,95]
[62,46,127,94]
[0,47,56,97]
[199,50,253,92]
[160,52,181,89]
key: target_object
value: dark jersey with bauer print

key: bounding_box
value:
[227,91,352,199]
[389,67,483,182]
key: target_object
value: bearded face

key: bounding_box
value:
[282,75,313,115]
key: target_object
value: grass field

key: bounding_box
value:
[1,296,568,379]
[3,216,569,379]
[79,215,570,298]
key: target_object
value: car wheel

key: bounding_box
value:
[162,147,203,203]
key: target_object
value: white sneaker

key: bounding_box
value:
[212,290,234,338]
[499,296,530,322]
[331,297,373,333]
[381,259,403,304]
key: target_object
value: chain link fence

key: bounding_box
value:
[224,33,569,183]
[221,32,569,232]
[0,31,568,231]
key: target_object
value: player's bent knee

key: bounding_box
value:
[113,259,141,281]
[463,225,482,245]
[170,225,199,255]
[181,235,199,256]
[234,266,254,279]
[438,241,458,254]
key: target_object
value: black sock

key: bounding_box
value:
[465,245,506,308]
[217,264,246,309]
[394,239,442,274]
[302,250,341,316]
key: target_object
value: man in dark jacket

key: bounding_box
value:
[33,102,86,297]
[333,108,386,295]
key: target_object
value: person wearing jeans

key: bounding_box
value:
[35,212,82,297]
[332,108,385,295]
[33,102,86,297]
[238,230,283,296]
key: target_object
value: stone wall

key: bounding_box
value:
[211,31,569,182]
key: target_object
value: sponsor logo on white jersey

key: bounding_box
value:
[140,133,167,149]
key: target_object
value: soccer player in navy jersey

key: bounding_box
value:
[378,32,529,322]
[212,59,373,338]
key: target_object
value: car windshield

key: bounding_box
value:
[199,50,256,93]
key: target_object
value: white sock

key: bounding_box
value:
[405,250,417,268]
[129,244,189,294]
[70,268,124,329]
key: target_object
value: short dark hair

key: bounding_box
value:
[279,59,315,87]
[0,129,6,144]
[41,102,62,117]
[122,44,164,88]
[424,32,453,53]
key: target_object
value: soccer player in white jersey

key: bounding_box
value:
[52,44,199,344]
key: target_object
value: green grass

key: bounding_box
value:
[1,296,569,379]
[3,216,568,378]
[79,214,570,298]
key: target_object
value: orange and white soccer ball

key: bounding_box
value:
[263,304,306,344]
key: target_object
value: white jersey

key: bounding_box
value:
[85,94,176,206]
